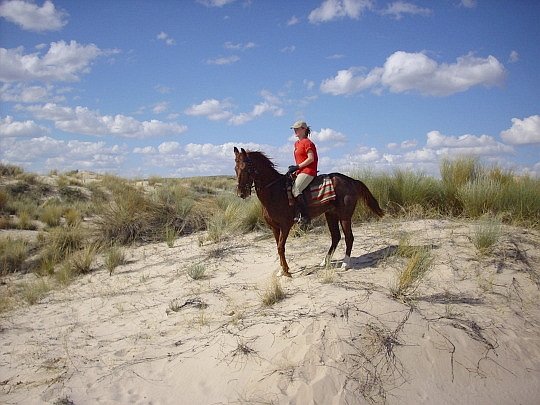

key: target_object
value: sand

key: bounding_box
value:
[1,219,540,404]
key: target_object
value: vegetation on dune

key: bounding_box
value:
[0,159,539,310]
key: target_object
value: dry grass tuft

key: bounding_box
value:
[471,217,502,255]
[390,238,433,300]
[261,275,286,306]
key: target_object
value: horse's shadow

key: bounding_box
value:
[298,245,399,275]
[347,245,399,270]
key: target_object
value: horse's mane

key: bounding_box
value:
[246,150,278,171]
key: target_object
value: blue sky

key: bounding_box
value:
[1,0,539,178]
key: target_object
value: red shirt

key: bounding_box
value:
[294,138,318,176]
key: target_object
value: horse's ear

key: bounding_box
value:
[240,148,247,156]
[234,146,239,156]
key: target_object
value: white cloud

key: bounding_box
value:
[0,136,126,172]
[0,41,105,82]
[228,102,283,126]
[460,0,476,8]
[311,128,347,145]
[157,32,176,46]
[426,130,514,155]
[320,66,382,95]
[320,51,506,96]
[133,146,156,154]
[224,41,255,51]
[0,115,49,137]
[22,103,187,138]
[380,2,431,20]
[280,45,296,53]
[185,95,283,126]
[500,115,540,145]
[0,0,68,32]
[184,99,233,121]
[152,102,168,114]
[287,16,300,26]
[509,50,519,63]
[206,55,240,65]
[197,0,236,7]
[158,141,181,154]
[0,83,62,103]
[309,0,373,23]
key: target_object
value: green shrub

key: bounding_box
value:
[40,205,63,227]
[39,225,87,266]
[1,238,29,275]
[186,263,207,280]
[440,157,480,214]
[0,163,24,177]
[105,246,125,275]
[471,218,502,255]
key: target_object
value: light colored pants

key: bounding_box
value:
[292,173,314,197]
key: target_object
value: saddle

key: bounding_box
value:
[287,174,336,207]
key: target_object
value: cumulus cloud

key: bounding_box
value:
[0,41,107,82]
[311,128,347,145]
[185,94,283,126]
[158,141,181,154]
[309,0,373,23]
[380,1,431,19]
[0,136,126,172]
[0,0,68,32]
[184,99,233,121]
[500,115,540,145]
[426,130,513,155]
[0,115,49,137]
[321,51,506,96]
[0,83,62,103]
[320,66,382,95]
[21,103,187,138]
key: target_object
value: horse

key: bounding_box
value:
[234,147,384,277]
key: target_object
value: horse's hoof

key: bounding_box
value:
[341,256,351,270]
[283,272,292,278]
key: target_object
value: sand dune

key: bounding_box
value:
[1,219,539,404]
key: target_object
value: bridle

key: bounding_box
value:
[237,155,284,197]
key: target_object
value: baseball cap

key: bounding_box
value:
[291,120,308,129]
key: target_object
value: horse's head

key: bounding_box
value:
[234,147,254,199]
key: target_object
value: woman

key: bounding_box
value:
[287,120,318,226]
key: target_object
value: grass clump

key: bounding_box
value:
[40,204,63,227]
[471,217,502,255]
[261,275,286,306]
[105,246,125,275]
[0,238,29,275]
[20,277,53,305]
[38,225,87,272]
[390,237,433,300]
[186,263,207,280]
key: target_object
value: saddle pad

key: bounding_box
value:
[309,175,336,205]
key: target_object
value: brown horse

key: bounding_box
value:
[234,147,384,277]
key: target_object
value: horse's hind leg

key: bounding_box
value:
[340,219,354,269]
[321,213,341,267]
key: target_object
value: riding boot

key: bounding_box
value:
[294,194,310,226]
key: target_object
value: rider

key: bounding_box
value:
[287,120,318,226]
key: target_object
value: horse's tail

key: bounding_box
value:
[355,180,384,218]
